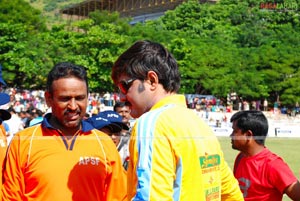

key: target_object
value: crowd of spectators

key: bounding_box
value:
[2,88,298,142]
[1,88,48,143]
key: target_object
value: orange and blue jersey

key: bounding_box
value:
[2,113,127,201]
[127,95,243,201]
[0,124,8,199]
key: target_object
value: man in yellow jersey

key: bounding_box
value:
[2,62,127,201]
[111,40,243,201]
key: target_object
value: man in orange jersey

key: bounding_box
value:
[2,62,127,201]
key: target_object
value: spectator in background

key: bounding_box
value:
[19,111,28,128]
[2,62,127,200]
[13,101,24,113]
[113,102,132,170]
[113,101,132,130]
[103,91,111,106]
[193,102,204,119]
[2,121,10,138]
[230,110,300,201]
[29,109,44,126]
[86,110,130,170]
[191,96,199,109]
[25,110,35,128]
[263,99,268,111]
[111,40,243,200]
[5,107,24,144]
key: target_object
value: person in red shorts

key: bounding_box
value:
[2,62,127,201]
[230,110,300,201]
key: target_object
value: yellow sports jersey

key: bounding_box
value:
[2,114,127,201]
[127,95,243,201]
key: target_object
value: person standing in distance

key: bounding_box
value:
[113,101,132,129]
[2,62,127,201]
[86,110,130,170]
[113,102,132,170]
[230,110,300,201]
[111,40,243,201]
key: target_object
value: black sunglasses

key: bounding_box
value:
[118,78,137,94]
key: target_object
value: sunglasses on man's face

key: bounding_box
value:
[118,78,137,94]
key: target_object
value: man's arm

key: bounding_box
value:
[2,135,25,200]
[284,180,300,201]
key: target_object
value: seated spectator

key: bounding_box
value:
[5,107,24,144]
[86,110,130,170]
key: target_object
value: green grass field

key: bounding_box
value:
[218,137,300,201]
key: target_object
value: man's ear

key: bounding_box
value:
[44,91,52,107]
[147,71,159,85]
[245,130,254,140]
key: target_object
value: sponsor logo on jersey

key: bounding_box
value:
[78,156,100,165]
[199,154,220,169]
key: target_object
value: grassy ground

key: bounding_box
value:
[218,136,300,201]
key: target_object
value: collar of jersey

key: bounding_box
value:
[42,113,95,132]
[150,94,186,111]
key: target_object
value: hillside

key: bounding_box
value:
[24,0,83,25]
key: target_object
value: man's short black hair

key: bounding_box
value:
[230,110,269,145]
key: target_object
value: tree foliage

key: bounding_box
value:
[154,0,300,105]
[0,0,47,32]
[0,0,299,106]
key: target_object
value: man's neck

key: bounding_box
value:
[244,144,265,157]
